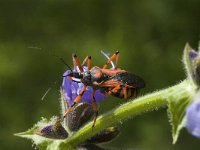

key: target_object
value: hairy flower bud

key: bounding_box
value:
[39,117,68,139]
[87,127,120,143]
[183,43,200,86]
[67,102,94,131]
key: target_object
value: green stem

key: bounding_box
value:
[59,80,194,149]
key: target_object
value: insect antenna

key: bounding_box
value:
[28,46,73,72]
[28,47,85,79]
[28,46,73,99]
[59,57,73,73]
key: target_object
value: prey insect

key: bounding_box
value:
[63,51,145,127]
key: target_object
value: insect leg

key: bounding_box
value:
[92,89,98,128]
[87,56,92,70]
[123,86,128,99]
[103,51,120,69]
[108,85,121,94]
[101,50,115,69]
[63,85,87,118]
[81,56,92,70]
[73,54,83,72]
[115,52,120,69]
[81,56,88,66]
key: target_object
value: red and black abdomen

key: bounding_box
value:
[108,72,145,99]
[109,87,139,99]
[113,72,145,88]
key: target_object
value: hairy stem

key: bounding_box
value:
[59,80,194,149]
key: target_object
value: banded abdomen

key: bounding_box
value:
[107,86,138,99]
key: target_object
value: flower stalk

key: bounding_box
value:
[59,80,194,149]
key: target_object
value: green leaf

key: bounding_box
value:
[167,90,192,144]
[14,117,67,150]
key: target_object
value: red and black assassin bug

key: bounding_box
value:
[63,51,145,127]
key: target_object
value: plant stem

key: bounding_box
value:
[59,80,194,149]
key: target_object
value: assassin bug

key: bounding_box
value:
[63,51,145,127]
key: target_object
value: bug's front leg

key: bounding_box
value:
[63,85,87,118]
[92,89,99,128]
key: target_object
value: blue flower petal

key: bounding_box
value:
[62,68,106,106]
[186,100,200,139]
[189,50,198,59]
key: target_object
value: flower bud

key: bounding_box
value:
[39,117,68,139]
[87,127,120,143]
[183,43,200,86]
[67,102,94,131]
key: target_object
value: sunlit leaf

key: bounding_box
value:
[167,92,192,144]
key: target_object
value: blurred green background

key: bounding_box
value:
[0,0,200,149]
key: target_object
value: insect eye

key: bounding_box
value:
[84,71,91,76]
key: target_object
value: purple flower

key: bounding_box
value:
[186,100,200,139]
[41,125,52,134]
[62,67,106,106]
[40,118,68,139]
[189,50,198,59]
